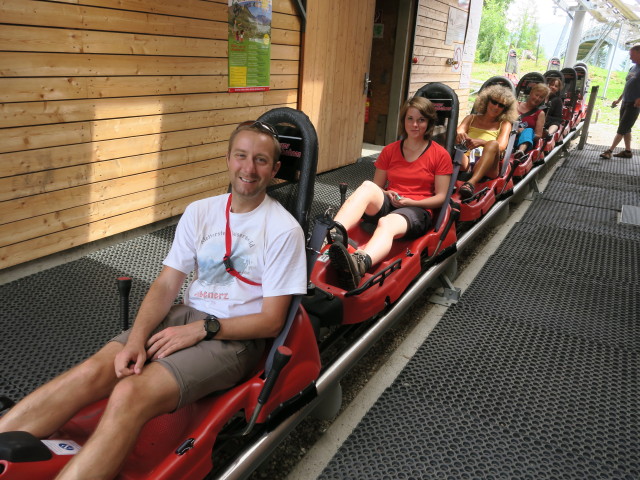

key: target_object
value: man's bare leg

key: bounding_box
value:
[0,342,123,438]
[55,362,180,480]
[607,133,623,152]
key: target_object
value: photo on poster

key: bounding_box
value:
[228,0,272,92]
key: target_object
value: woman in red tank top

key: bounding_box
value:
[513,83,549,159]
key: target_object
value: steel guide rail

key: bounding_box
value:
[216,125,583,480]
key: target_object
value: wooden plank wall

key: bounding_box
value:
[0,0,301,270]
[408,0,470,112]
[300,0,376,173]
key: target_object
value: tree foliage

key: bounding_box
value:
[476,0,542,63]
[509,2,540,55]
[475,0,511,63]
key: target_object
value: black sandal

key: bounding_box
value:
[514,150,528,161]
[458,181,475,200]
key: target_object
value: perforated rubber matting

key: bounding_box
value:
[0,160,376,402]
[318,145,640,479]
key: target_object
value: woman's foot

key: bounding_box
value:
[328,243,371,290]
[458,181,475,200]
[613,149,633,158]
[514,150,528,161]
[600,149,613,159]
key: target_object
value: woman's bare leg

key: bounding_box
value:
[360,213,409,265]
[467,140,501,185]
[334,180,385,230]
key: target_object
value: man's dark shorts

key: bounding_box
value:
[362,194,432,239]
[617,101,640,135]
[111,304,265,409]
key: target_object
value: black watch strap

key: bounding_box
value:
[203,314,221,340]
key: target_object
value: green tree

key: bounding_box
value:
[475,0,512,63]
[509,2,540,55]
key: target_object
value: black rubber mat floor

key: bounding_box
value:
[318,145,640,479]
[0,160,376,402]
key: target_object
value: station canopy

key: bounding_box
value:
[557,0,640,45]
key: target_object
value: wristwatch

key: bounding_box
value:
[203,314,221,340]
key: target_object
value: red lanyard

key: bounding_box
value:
[223,195,262,286]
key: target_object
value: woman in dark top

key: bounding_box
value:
[544,77,564,137]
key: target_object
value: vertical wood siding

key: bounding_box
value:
[300,0,376,173]
[408,0,470,112]
[0,0,301,269]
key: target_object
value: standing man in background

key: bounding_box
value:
[600,44,640,159]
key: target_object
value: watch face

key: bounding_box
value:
[205,317,220,339]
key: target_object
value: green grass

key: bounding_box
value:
[469,59,629,126]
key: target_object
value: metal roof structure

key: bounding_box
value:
[555,0,640,46]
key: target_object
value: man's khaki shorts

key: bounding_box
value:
[111,304,265,409]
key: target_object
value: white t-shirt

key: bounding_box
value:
[163,194,307,318]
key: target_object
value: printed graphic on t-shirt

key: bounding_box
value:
[196,231,256,287]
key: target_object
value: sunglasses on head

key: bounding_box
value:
[236,120,280,140]
[489,98,507,109]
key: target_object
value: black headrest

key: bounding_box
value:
[516,72,545,97]
[256,108,318,233]
[414,82,460,155]
[479,76,516,95]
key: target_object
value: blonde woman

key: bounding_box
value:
[456,85,518,199]
[513,83,550,159]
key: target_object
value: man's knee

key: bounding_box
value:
[108,378,145,412]
[107,366,179,418]
[70,349,118,390]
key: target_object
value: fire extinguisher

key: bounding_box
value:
[365,88,372,124]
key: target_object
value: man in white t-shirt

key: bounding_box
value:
[0,121,307,480]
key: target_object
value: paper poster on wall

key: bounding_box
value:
[459,63,472,89]
[445,7,467,46]
[228,0,272,92]
[451,46,462,73]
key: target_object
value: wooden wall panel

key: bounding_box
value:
[301,0,375,173]
[0,0,302,270]
[408,0,470,113]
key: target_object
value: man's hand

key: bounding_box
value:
[146,322,205,360]
[114,342,147,378]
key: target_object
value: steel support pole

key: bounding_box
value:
[578,85,601,150]
[603,24,624,100]
[565,8,587,67]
